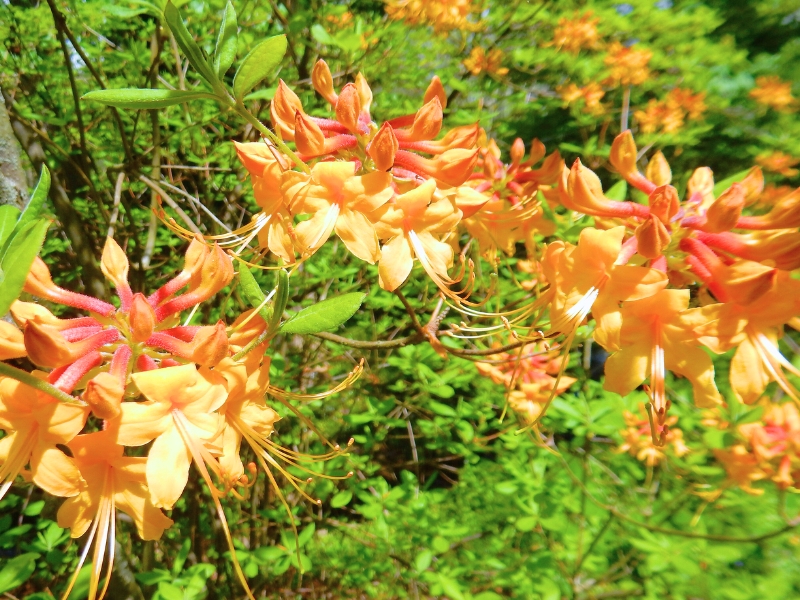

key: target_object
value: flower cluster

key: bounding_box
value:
[384,0,481,33]
[749,75,797,113]
[634,88,707,135]
[463,46,509,78]
[617,408,689,467]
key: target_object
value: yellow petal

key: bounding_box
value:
[603,339,650,396]
[0,321,26,360]
[335,209,380,263]
[30,442,84,497]
[378,235,414,291]
[729,338,770,405]
[115,478,173,540]
[114,401,172,446]
[146,424,191,509]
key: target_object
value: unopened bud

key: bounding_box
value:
[740,167,764,206]
[687,167,715,207]
[434,148,479,187]
[705,183,745,233]
[270,80,304,140]
[311,59,338,106]
[83,372,124,420]
[354,73,373,115]
[423,75,447,109]
[610,130,639,179]
[335,83,362,134]
[563,160,649,219]
[100,237,131,297]
[294,112,326,156]
[24,319,77,368]
[233,141,286,178]
[408,97,443,142]
[510,138,526,166]
[648,185,680,222]
[191,321,229,366]
[129,293,156,343]
[645,151,672,186]
[367,122,398,171]
[635,215,671,259]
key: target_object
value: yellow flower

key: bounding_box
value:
[463,47,509,78]
[551,13,601,54]
[756,151,800,178]
[373,179,462,292]
[604,41,652,87]
[558,82,606,114]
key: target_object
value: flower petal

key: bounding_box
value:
[378,235,414,291]
[335,209,380,263]
[146,424,191,509]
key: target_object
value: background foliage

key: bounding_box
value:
[2,0,800,598]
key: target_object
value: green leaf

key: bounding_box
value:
[0,206,21,251]
[311,24,335,45]
[83,89,218,110]
[605,179,628,201]
[414,550,433,572]
[280,292,365,335]
[233,35,287,101]
[713,167,753,197]
[297,523,315,548]
[243,88,276,101]
[268,269,289,334]
[0,219,50,317]
[237,265,271,322]
[18,165,50,231]
[164,2,220,86]
[157,581,184,600]
[213,1,238,76]
[330,490,353,508]
[172,538,191,576]
[515,516,538,532]
[428,400,457,417]
[0,552,39,593]
[23,500,45,517]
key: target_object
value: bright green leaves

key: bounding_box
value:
[213,1,238,76]
[0,166,51,317]
[232,35,287,101]
[280,292,366,335]
[0,552,39,594]
[82,89,218,109]
[163,1,220,89]
[237,265,273,323]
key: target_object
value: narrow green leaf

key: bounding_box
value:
[713,167,755,197]
[605,179,627,201]
[237,265,271,322]
[233,35,287,100]
[83,89,218,110]
[0,206,21,251]
[0,219,50,317]
[0,552,40,594]
[164,1,219,86]
[280,292,365,335]
[213,1,238,76]
[172,538,192,576]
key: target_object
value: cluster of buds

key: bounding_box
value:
[476,343,576,425]
[617,408,689,467]
[548,129,800,441]
[716,402,800,495]
[0,237,352,600]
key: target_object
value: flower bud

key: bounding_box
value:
[311,59,338,106]
[645,150,672,186]
[433,148,479,187]
[687,167,715,207]
[24,319,79,368]
[423,75,447,109]
[408,97,443,142]
[609,131,655,193]
[367,122,398,171]
[563,159,650,219]
[294,111,326,156]
[100,237,132,306]
[648,185,680,222]
[233,141,286,178]
[335,83,362,134]
[191,321,229,366]
[354,73,373,116]
[23,258,115,316]
[635,215,671,259]
[736,188,800,230]
[719,260,777,306]
[270,80,304,140]
[704,183,745,233]
[83,372,124,420]
[510,138,526,166]
[740,167,764,206]
[129,293,156,343]
[0,321,26,360]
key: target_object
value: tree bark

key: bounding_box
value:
[0,93,28,209]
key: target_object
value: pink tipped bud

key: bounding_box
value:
[24,257,116,316]
[687,167,715,207]
[562,159,650,219]
[510,138,526,166]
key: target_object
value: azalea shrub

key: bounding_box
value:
[0,0,800,599]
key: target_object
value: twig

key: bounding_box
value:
[313,331,424,349]
[138,175,202,235]
[107,171,125,238]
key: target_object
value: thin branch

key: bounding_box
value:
[138,175,202,235]
[313,331,423,349]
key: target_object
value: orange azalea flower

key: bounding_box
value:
[373,179,463,292]
[463,47,509,78]
[684,275,800,404]
[617,409,689,466]
[12,238,232,419]
[750,75,797,112]
[558,82,606,114]
[756,151,800,178]
[604,42,652,87]
[282,161,394,261]
[597,289,722,442]
[51,429,172,600]
[0,376,87,500]
[634,99,685,134]
[476,342,573,389]
[551,13,601,54]
[714,445,768,495]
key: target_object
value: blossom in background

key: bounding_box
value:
[384,0,480,33]
[750,75,797,112]
[463,47,509,77]
[634,88,706,135]
[558,82,606,114]
[551,13,601,53]
[756,151,800,178]
[604,42,652,87]
[617,409,689,467]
